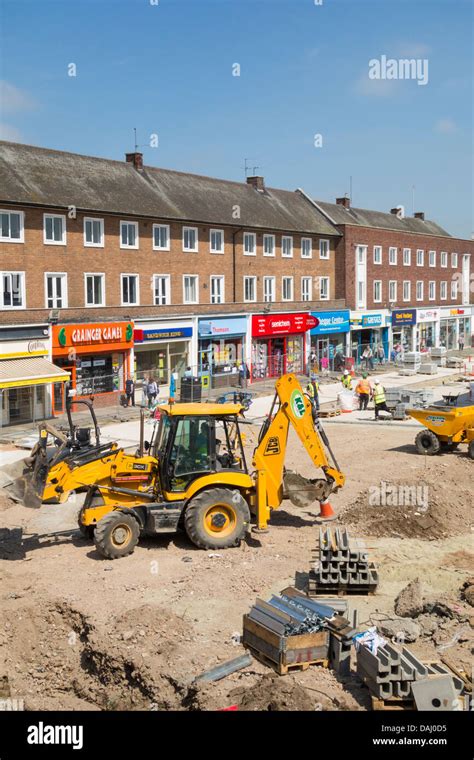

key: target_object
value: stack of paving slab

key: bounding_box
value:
[308,527,378,596]
[401,351,421,375]
[430,347,447,367]
[357,642,465,708]
[384,387,434,416]
[418,362,438,375]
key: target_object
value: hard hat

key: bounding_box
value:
[374,377,380,384]
[344,370,349,375]
[362,372,368,378]
[310,373,317,380]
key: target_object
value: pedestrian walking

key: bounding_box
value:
[238,360,249,389]
[146,376,158,408]
[125,376,135,407]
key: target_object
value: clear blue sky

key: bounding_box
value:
[1,0,472,237]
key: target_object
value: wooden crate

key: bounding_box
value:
[371,696,415,712]
[242,614,329,676]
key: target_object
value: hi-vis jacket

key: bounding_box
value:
[373,384,386,404]
[306,381,319,398]
[355,378,371,395]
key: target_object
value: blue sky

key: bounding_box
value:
[1,0,472,237]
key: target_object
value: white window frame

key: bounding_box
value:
[388,280,397,302]
[0,210,24,243]
[389,247,397,265]
[209,228,224,254]
[440,281,447,300]
[440,251,448,268]
[1,271,26,309]
[84,273,105,307]
[243,275,257,303]
[153,274,171,306]
[319,276,330,300]
[152,224,170,251]
[301,276,312,301]
[183,274,199,304]
[282,235,293,258]
[319,239,330,260]
[451,252,458,268]
[429,250,436,267]
[373,280,382,303]
[403,280,411,302]
[210,275,225,304]
[403,248,411,266]
[416,281,423,301]
[301,237,312,259]
[120,221,139,250]
[451,280,458,299]
[44,272,68,308]
[120,273,140,306]
[263,276,275,303]
[43,213,66,245]
[416,249,424,266]
[373,245,382,265]
[243,231,256,256]
[429,281,436,301]
[84,217,104,248]
[282,276,294,302]
[182,226,198,253]
[263,234,275,257]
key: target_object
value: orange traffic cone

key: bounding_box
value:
[317,499,337,522]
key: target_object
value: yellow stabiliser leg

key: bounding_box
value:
[255,469,271,532]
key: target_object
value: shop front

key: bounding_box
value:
[134,320,193,389]
[251,313,317,379]
[416,308,440,352]
[52,321,133,409]
[440,308,472,350]
[350,312,389,365]
[391,309,417,354]
[310,309,350,372]
[0,324,69,426]
[198,316,248,389]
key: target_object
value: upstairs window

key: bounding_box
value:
[282,236,293,258]
[44,214,66,245]
[2,272,25,308]
[429,250,436,267]
[282,276,294,301]
[153,224,170,251]
[84,217,104,247]
[0,210,24,242]
[403,248,411,266]
[121,274,139,305]
[301,238,312,258]
[120,221,139,249]
[373,246,382,264]
[389,247,397,265]
[319,239,330,259]
[416,249,424,266]
[183,227,198,252]
[243,232,256,256]
[154,275,170,306]
[210,229,224,254]
[85,274,105,306]
[320,276,329,300]
[263,234,275,257]
[45,273,67,308]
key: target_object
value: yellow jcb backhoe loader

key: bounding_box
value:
[71,373,345,559]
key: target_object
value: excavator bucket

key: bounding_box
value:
[283,470,334,508]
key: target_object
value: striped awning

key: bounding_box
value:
[0,357,70,389]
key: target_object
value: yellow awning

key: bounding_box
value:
[0,357,70,389]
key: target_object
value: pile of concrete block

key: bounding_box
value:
[431,347,447,367]
[384,387,434,414]
[403,351,421,373]
[418,362,438,375]
[356,643,465,709]
[308,527,379,595]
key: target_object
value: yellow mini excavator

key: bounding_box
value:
[27,374,345,558]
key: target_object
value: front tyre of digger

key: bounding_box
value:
[93,511,140,559]
[415,429,441,455]
[184,488,250,550]
[468,441,474,460]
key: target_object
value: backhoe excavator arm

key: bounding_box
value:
[252,373,345,529]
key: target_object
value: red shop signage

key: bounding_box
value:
[252,313,318,338]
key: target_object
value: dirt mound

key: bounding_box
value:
[341,478,474,540]
[229,674,314,711]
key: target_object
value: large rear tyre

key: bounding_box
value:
[415,430,441,455]
[93,511,140,559]
[184,488,250,550]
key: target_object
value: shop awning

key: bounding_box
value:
[0,357,70,389]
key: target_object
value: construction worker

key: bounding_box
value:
[372,378,389,421]
[355,372,371,411]
[306,373,320,421]
[341,369,352,390]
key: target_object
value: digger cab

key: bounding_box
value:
[151,403,248,494]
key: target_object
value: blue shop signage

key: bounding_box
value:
[135,326,193,342]
[362,313,383,327]
[199,317,248,338]
[392,309,417,326]
[311,310,350,335]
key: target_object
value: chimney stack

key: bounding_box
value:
[414,211,425,220]
[336,196,351,209]
[125,152,144,171]
[246,175,265,192]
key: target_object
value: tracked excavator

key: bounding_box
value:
[22,374,345,559]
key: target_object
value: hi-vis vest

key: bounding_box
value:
[356,379,371,394]
[306,381,319,397]
[341,375,352,389]
[373,384,386,404]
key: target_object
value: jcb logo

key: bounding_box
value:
[264,437,280,455]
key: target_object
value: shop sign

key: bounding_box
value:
[252,313,317,337]
[450,309,465,316]
[362,314,382,327]
[53,322,133,353]
[417,309,440,324]
[311,310,349,335]
[199,317,248,337]
[391,309,417,326]
[135,327,193,343]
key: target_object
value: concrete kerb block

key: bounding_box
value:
[411,675,460,712]
[401,647,429,680]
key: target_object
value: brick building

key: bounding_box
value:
[0,141,344,423]
[314,197,473,363]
